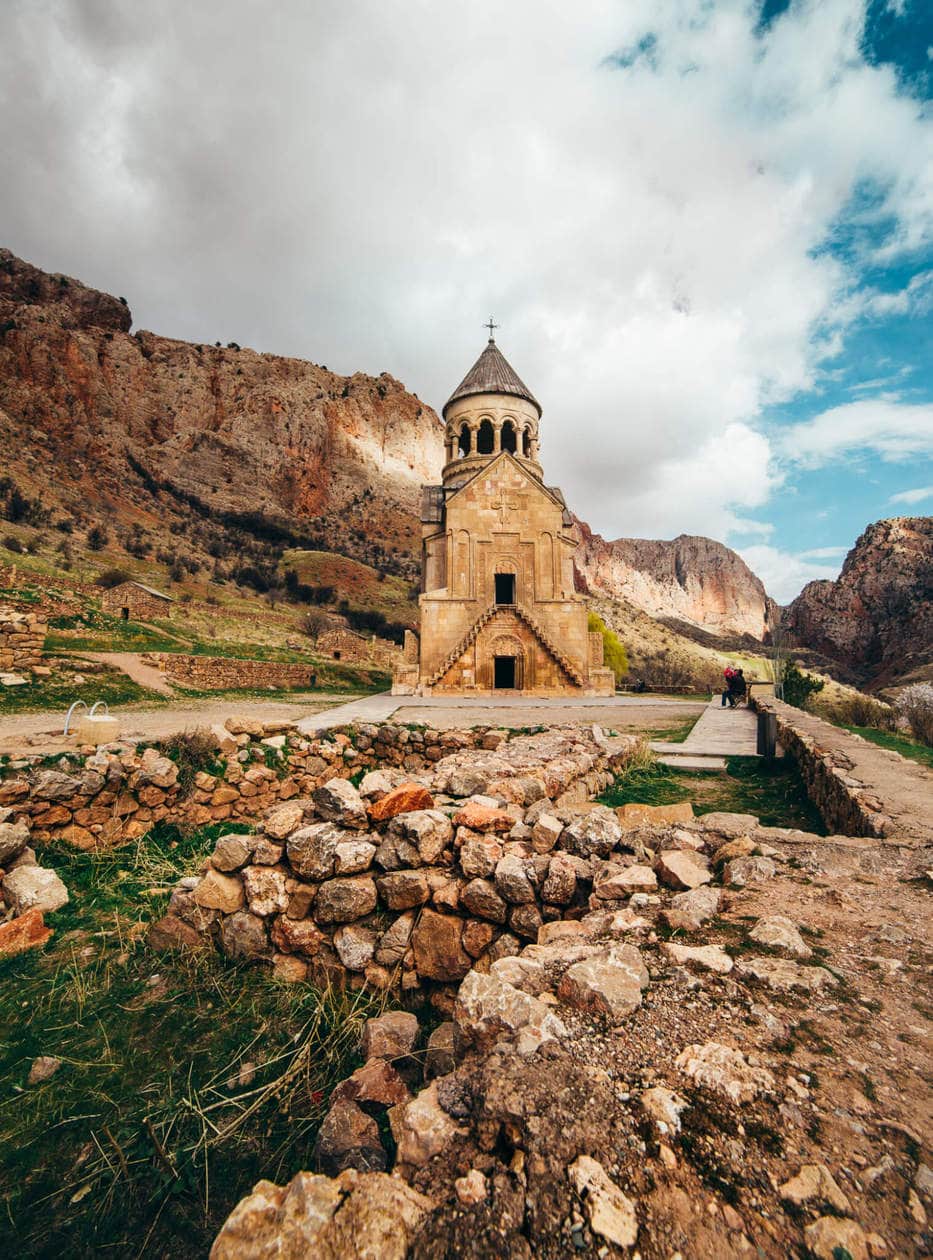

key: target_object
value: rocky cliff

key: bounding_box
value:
[786,516,933,688]
[572,518,773,640]
[1,247,780,645]
[0,248,442,574]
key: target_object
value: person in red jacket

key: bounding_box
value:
[721,666,735,707]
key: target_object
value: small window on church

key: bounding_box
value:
[458,424,470,457]
[501,420,517,453]
[477,419,494,454]
[495,573,515,605]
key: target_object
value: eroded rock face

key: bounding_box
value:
[571,517,773,639]
[0,252,442,578]
[786,516,933,686]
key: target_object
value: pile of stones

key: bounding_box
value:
[0,811,68,957]
[150,728,799,1008]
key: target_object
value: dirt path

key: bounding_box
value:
[0,692,351,752]
[81,652,176,696]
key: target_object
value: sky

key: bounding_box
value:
[1,0,931,603]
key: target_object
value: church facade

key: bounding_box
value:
[393,334,615,696]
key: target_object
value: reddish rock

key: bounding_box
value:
[313,1097,386,1175]
[271,915,326,956]
[0,907,52,956]
[147,913,204,951]
[452,803,515,833]
[334,1059,412,1108]
[368,783,435,822]
[361,1010,420,1061]
[411,909,472,981]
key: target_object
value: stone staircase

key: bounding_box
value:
[425,604,499,687]
[425,603,584,689]
[510,604,584,687]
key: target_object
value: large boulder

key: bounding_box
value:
[675,1041,775,1103]
[368,783,434,822]
[220,911,271,960]
[361,1011,420,1061]
[561,807,623,858]
[389,1080,465,1168]
[386,810,453,864]
[210,1169,433,1260]
[287,823,346,881]
[557,944,648,1022]
[0,819,30,865]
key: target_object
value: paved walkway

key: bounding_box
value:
[650,696,758,770]
[297,692,704,734]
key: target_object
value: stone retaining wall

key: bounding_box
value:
[0,722,617,851]
[144,653,319,691]
[149,728,643,1005]
[0,605,47,673]
[752,694,927,840]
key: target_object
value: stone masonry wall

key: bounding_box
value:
[0,722,613,851]
[0,605,47,673]
[752,694,929,840]
[144,653,319,691]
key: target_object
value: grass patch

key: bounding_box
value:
[0,672,166,717]
[599,755,826,832]
[841,724,933,770]
[0,826,386,1257]
[641,715,701,745]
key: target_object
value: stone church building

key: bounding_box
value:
[394,334,615,696]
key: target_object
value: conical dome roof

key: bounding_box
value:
[443,337,541,417]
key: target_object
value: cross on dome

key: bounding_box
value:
[484,317,499,342]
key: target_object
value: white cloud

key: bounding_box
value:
[798,545,849,558]
[890,485,933,505]
[738,544,843,604]
[779,400,933,468]
[0,0,930,548]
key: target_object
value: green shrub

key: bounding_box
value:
[781,661,824,709]
[588,611,628,681]
[158,729,225,793]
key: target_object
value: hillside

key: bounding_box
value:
[0,248,442,584]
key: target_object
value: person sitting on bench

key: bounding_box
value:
[727,668,747,708]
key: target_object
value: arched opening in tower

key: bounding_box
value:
[477,419,495,454]
[458,424,471,457]
[522,428,531,456]
[501,420,517,453]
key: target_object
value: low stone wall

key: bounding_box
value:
[0,605,47,673]
[149,728,643,1005]
[752,694,931,841]
[144,653,318,691]
[0,722,619,851]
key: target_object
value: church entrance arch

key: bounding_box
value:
[489,633,524,690]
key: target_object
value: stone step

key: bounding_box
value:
[655,753,727,771]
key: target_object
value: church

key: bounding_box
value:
[393,329,615,696]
